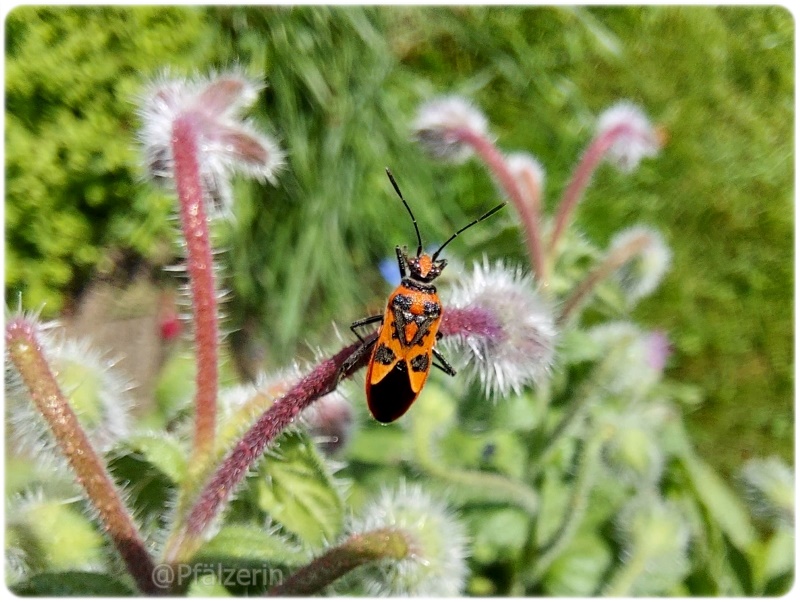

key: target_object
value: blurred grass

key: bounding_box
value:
[5,6,793,477]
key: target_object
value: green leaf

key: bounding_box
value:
[557,328,605,365]
[439,429,527,480]
[106,448,175,534]
[669,426,757,551]
[8,500,105,573]
[749,526,795,594]
[540,531,613,596]
[11,571,135,596]
[198,524,309,566]
[534,461,574,547]
[467,507,530,564]
[254,430,344,548]
[762,528,794,584]
[153,351,197,422]
[122,432,188,484]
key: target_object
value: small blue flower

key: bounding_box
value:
[378,256,401,287]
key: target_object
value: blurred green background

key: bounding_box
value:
[5,5,793,477]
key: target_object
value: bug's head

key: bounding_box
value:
[406,250,447,283]
[385,167,505,285]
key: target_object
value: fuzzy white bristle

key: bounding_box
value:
[596,101,661,173]
[442,258,557,399]
[350,481,469,596]
[136,69,284,216]
[609,225,671,304]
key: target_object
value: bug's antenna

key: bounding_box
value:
[386,168,423,256]
[432,202,506,260]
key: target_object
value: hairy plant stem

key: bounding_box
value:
[530,429,604,581]
[6,318,161,595]
[558,231,651,324]
[268,528,411,596]
[171,381,295,532]
[548,123,633,259]
[452,126,547,284]
[163,334,377,565]
[172,114,219,466]
[163,299,500,565]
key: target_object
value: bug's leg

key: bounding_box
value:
[350,314,383,343]
[338,335,379,382]
[432,347,457,376]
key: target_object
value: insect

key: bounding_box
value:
[351,168,505,423]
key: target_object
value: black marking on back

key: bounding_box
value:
[392,304,437,350]
[374,343,396,365]
[368,362,416,423]
[392,294,412,311]
[400,279,436,294]
[423,300,441,317]
[410,354,429,373]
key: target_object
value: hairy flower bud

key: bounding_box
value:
[351,481,468,596]
[587,322,665,397]
[138,69,284,214]
[599,410,666,487]
[506,152,546,205]
[412,96,489,163]
[610,225,672,304]
[609,492,691,595]
[596,102,661,173]
[6,324,132,462]
[441,258,556,398]
[739,456,794,529]
[302,390,354,456]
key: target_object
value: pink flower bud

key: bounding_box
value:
[412,96,489,163]
[441,258,557,398]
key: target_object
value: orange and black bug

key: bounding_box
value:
[351,169,504,423]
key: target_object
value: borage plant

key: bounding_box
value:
[6,71,792,597]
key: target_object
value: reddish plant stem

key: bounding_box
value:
[167,334,378,562]
[558,233,650,324]
[268,528,410,596]
[167,302,502,562]
[548,123,632,258]
[452,127,547,284]
[5,318,161,595]
[172,115,218,462]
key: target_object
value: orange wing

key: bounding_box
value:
[367,304,404,386]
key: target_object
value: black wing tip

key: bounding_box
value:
[367,363,417,423]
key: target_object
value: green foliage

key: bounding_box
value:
[4,4,793,598]
[6,498,105,574]
[577,6,793,478]
[11,572,136,596]
[208,6,467,360]
[5,6,217,312]
[252,430,345,549]
[5,5,791,475]
[207,5,790,475]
